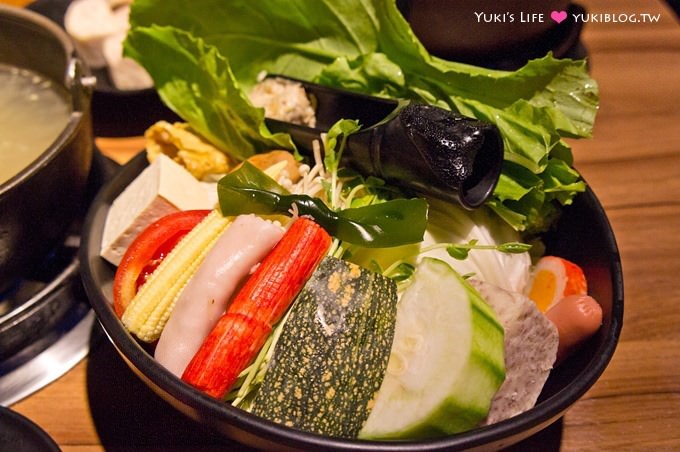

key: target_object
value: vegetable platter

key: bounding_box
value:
[80,153,622,450]
[79,0,623,449]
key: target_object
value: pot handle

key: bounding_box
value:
[65,55,96,110]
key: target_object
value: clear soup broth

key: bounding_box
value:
[0,63,72,186]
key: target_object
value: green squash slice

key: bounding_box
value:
[359,257,505,439]
[251,256,398,438]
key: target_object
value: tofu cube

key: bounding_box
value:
[100,154,215,265]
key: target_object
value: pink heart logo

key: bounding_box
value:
[551,10,568,24]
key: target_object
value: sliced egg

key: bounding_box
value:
[526,256,587,312]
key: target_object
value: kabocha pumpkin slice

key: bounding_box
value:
[182,217,331,399]
[359,257,505,439]
[251,256,398,438]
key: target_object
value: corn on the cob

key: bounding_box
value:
[122,210,232,342]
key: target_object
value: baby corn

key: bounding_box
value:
[122,210,232,342]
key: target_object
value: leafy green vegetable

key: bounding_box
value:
[217,163,428,248]
[323,119,361,176]
[322,119,361,210]
[123,26,295,160]
[125,0,599,233]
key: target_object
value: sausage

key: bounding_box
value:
[545,294,603,363]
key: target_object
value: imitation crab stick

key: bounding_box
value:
[526,256,587,313]
[182,217,332,399]
[545,294,603,363]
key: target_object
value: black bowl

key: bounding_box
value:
[398,0,586,70]
[26,0,181,137]
[0,405,60,451]
[80,152,623,450]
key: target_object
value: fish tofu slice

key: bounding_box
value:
[469,279,559,425]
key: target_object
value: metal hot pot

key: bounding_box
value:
[0,5,94,294]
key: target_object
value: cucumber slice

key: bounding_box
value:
[359,257,505,439]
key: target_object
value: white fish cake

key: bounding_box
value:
[470,279,559,425]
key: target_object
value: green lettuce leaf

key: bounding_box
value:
[123,25,294,160]
[125,0,599,233]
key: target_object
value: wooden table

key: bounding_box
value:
[4,0,680,450]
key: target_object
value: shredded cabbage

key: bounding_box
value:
[420,199,531,293]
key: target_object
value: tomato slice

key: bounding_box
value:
[113,210,211,318]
